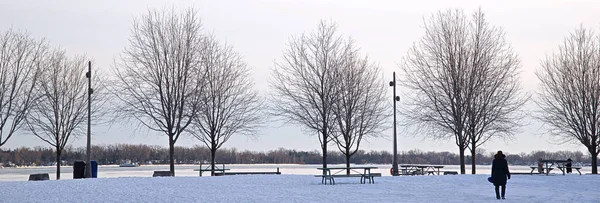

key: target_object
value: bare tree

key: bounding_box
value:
[464,10,527,174]
[331,46,388,175]
[0,29,47,148]
[189,35,263,176]
[26,49,106,180]
[270,21,345,170]
[113,8,205,175]
[401,9,526,174]
[536,26,600,174]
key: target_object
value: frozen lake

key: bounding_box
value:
[1,164,595,181]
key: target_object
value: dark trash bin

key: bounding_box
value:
[90,160,98,178]
[73,161,86,179]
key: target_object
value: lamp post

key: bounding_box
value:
[84,61,93,178]
[389,72,400,176]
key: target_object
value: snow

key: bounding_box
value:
[1,168,599,202]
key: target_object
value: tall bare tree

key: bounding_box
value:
[113,8,206,175]
[331,47,388,175]
[270,21,345,170]
[189,35,263,176]
[401,9,526,174]
[536,26,600,174]
[464,10,527,174]
[0,29,47,148]
[26,49,106,180]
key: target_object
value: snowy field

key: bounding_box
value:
[1,173,599,202]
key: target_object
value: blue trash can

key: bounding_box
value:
[91,160,98,178]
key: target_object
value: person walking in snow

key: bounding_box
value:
[491,150,511,200]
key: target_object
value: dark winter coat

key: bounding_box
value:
[491,154,511,186]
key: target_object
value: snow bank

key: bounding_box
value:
[1,174,599,202]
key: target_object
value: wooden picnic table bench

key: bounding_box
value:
[557,166,582,175]
[529,166,553,175]
[315,166,379,185]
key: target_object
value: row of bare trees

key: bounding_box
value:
[0,8,264,178]
[270,21,389,174]
[0,29,109,179]
[400,9,528,174]
[2,6,600,178]
[401,8,600,175]
[0,8,391,179]
[113,8,263,176]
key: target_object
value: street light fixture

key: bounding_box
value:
[389,72,400,176]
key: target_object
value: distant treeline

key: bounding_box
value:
[0,144,595,166]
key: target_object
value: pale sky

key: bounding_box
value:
[1,0,599,154]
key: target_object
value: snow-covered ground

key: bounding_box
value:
[2,164,597,181]
[1,173,598,202]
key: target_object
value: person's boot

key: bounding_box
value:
[501,185,506,199]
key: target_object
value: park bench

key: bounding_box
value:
[442,171,458,175]
[152,171,173,177]
[28,173,49,181]
[215,168,282,176]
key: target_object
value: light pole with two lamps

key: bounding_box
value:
[389,72,400,176]
[84,61,93,178]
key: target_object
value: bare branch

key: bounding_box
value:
[0,28,48,147]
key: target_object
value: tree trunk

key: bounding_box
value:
[471,141,476,174]
[211,148,217,176]
[590,140,598,174]
[56,150,61,180]
[459,145,466,174]
[346,148,351,175]
[168,135,175,176]
[592,153,598,174]
[321,127,327,175]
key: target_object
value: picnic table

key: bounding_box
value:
[399,165,444,175]
[315,166,380,185]
[529,160,582,175]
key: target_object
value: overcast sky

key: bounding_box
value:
[1,0,599,154]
